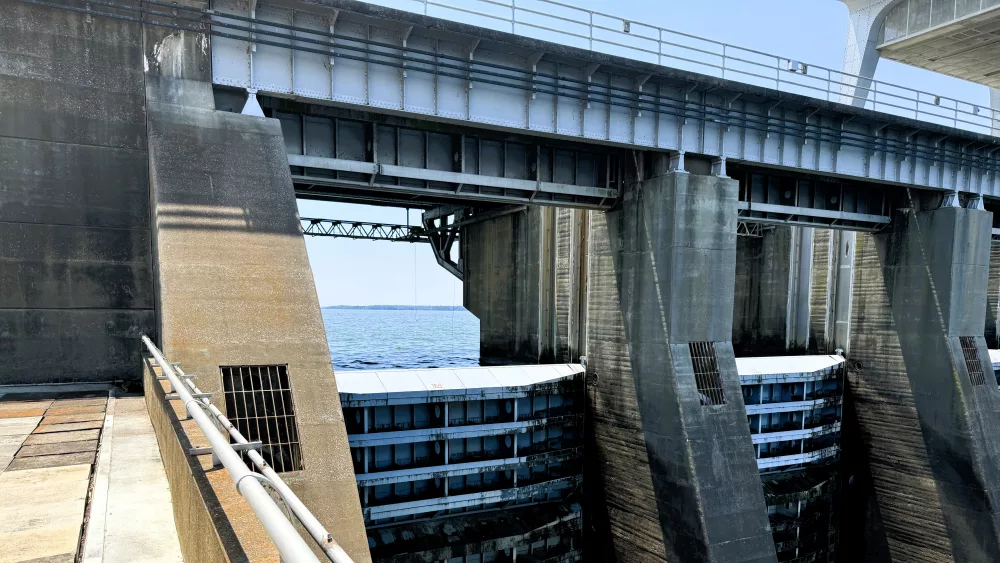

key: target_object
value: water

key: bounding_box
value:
[322,308,480,371]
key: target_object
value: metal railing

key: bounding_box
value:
[371,0,996,135]
[141,336,355,563]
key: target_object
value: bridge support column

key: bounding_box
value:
[463,206,588,364]
[733,226,813,355]
[843,203,1000,561]
[987,244,1000,349]
[143,33,372,562]
[807,229,857,354]
[585,169,775,562]
[838,0,897,106]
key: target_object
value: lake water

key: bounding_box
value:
[322,308,480,371]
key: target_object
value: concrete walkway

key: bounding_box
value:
[0,388,184,563]
[82,395,184,563]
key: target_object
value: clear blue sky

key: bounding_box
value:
[299,0,989,306]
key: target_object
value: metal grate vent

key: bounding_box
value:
[960,337,988,387]
[221,365,303,472]
[690,342,726,406]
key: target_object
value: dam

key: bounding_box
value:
[5,0,1000,562]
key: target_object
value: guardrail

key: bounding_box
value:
[375,0,995,135]
[141,335,354,563]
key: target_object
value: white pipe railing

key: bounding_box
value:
[372,0,997,136]
[141,335,352,563]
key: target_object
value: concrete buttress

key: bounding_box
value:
[141,18,372,563]
[842,203,1000,562]
[584,170,777,563]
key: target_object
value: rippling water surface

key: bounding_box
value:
[322,308,480,371]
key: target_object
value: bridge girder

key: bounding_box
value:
[204,0,1000,202]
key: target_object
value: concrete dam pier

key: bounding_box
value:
[6,0,1000,562]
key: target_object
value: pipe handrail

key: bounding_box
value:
[173,362,356,563]
[141,335,350,563]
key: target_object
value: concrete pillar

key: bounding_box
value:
[987,245,1000,349]
[991,88,1000,137]
[463,207,588,365]
[786,227,814,351]
[807,229,857,354]
[143,28,372,563]
[584,170,775,562]
[732,226,813,356]
[838,0,898,107]
[844,203,1000,561]
[733,227,793,355]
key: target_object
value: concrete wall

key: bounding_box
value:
[808,229,832,352]
[733,228,793,356]
[464,206,588,364]
[986,244,1000,349]
[584,170,775,563]
[0,1,154,383]
[844,205,1000,562]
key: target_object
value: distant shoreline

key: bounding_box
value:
[322,305,467,311]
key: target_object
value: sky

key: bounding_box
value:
[298,0,991,307]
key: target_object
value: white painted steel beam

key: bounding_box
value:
[756,446,840,470]
[354,447,582,485]
[750,422,842,445]
[745,397,840,415]
[346,415,581,447]
[364,476,580,520]
[210,0,1000,199]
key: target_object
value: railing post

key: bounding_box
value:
[511,0,515,33]
[589,11,593,50]
[659,28,664,67]
[721,44,726,80]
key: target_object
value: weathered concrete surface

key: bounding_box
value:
[0,0,154,383]
[843,205,1000,562]
[145,78,371,561]
[808,229,833,352]
[554,208,589,363]
[585,171,775,563]
[733,227,792,356]
[464,207,549,364]
[82,395,183,563]
[0,464,92,563]
[143,360,245,563]
[986,244,1000,348]
[464,206,588,364]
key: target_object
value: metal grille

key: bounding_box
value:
[221,365,303,472]
[690,342,726,406]
[960,337,988,387]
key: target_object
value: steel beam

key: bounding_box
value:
[300,218,428,242]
